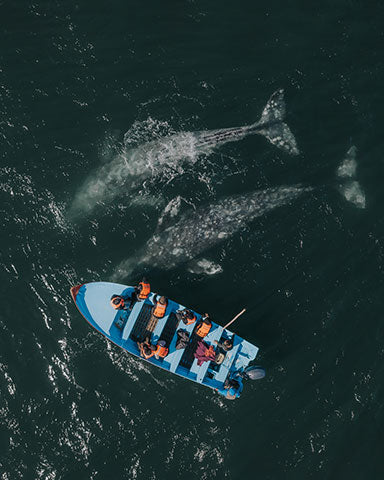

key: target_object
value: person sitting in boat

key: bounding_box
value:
[152,340,169,360]
[195,314,212,338]
[137,337,157,359]
[214,335,234,352]
[111,278,151,311]
[213,336,234,364]
[194,340,216,366]
[138,338,169,360]
[151,295,168,319]
[176,308,197,325]
[110,294,129,311]
[131,277,151,306]
[127,277,151,310]
[215,376,243,400]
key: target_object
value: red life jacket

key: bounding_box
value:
[153,300,167,318]
[155,344,169,358]
[196,321,211,337]
[138,282,151,300]
[111,296,124,310]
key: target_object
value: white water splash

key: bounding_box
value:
[0,363,16,396]
[69,118,200,217]
[0,167,75,235]
[70,90,299,217]
[337,146,357,178]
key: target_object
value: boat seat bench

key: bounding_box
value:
[214,340,242,383]
[168,321,197,373]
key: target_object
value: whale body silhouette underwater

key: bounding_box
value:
[70,89,299,217]
[67,88,365,277]
[112,143,364,279]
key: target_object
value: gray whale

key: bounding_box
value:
[70,89,299,217]
[112,185,309,278]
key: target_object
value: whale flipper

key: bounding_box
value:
[156,196,183,231]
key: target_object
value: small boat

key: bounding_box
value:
[70,282,265,399]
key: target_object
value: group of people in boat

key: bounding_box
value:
[137,337,169,360]
[110,277,242,399]
[110,277,151,311]
[110,277,218,341]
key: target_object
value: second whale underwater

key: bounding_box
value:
[112,146,365,279]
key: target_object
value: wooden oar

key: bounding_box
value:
[223,308,246,330]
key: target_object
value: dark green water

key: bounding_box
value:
[1,1,384,478]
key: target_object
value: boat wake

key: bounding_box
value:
[69,89,299,218]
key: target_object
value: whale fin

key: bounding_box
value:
[337,146,365,208]
[156,195,185,232]
[253,89,300,156]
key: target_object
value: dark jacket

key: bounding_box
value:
[176,330,190,350]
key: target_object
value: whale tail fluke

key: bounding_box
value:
[337,146,365,208]
[252,89,300,156]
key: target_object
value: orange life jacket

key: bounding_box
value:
[138,282,151,300]
[155,344,169,358]
[111,296,124,310]
[142,345,155,359]
[153,300,167,318]
[196,321,211,337]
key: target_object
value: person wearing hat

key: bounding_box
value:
[214,336,234,352]
[110,294,128,311]
[137,337,157,359]
[111,277,151,311]
[213,335,234,364]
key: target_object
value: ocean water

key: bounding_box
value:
[1,1,384,478]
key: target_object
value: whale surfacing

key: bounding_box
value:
[69,90,299,217]
[112,185,309,279]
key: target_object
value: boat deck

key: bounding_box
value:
[71,282,259,391]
